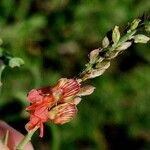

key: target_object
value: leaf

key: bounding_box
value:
[116,42,132,51]
[102,36,109,48]
[134,34,150,43]
[9,57,24,68]
[112,26,120,44]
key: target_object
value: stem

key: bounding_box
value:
[0,64,5,86]
[50,124,60,150]
[16,127,38,150]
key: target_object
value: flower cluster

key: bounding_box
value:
[25,78,81,137]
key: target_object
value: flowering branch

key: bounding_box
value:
[16,17,150,149]
[80,18,150,81]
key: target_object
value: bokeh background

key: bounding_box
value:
[0,0,150,150]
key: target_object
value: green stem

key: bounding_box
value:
[16,127,38,150]
[0,65,5,86]
[50,124,60,150]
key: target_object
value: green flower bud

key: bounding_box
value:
[112,26,120,44]
[116,42,132,51]
[102,36,110,48]
[134,34,150,43]
[130,19,141,30]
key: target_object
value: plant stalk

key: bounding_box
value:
[16,127,38,150]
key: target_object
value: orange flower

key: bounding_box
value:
[26,78,80,137]
[26,95,54,137]
[48,103,77,125]
[52,78,80,103]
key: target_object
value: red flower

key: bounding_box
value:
[52,78,80,103]
[26,78,80,137]
[48,103,77,125]
[26,95,54,137]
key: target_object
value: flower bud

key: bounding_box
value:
[48,103,77,125]
[112,26,120,43]
[116,42,132,51]
[134,34,150,43]
[89,49,100,64]
[72,97,82,105]
[78,85,95,96]
[102,36,110,48]
[52,78,80,103]
[130,19,141,30]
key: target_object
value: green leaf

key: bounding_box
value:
[9,57,24,68]
[112,26,120,44]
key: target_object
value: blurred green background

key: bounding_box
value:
[0,0,150,150]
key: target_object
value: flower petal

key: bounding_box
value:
[48,103,77,124]
[27,89,43,103]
